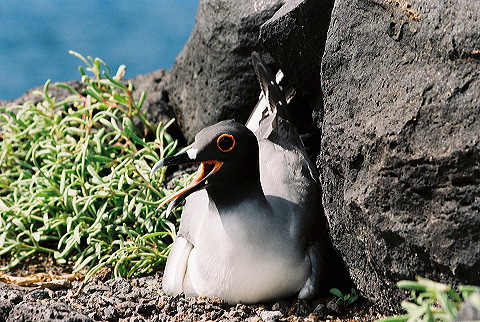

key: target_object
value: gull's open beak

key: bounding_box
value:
[150,150,223,212]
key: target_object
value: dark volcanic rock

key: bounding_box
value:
[0,300,15,321]
[7,302,92,322]
[260,0,334,100]
[129,69,181,140]
[320,0,480,310]
[167,0,284,142]
[0,283,25,304]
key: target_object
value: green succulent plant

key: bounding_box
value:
[0,51,188,280]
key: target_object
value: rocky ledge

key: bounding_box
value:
[0,273,383,321]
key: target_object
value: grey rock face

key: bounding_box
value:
[167,0,284,142]
[129,69,175,130]
[6,302,92,322]
[320,0,480,309]
[260,0,334,100]
[129,69,184,141]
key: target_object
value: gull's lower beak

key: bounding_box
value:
[150,150,223,212]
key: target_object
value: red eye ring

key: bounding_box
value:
[217,134,236,152]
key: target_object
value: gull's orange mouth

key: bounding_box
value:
[157,160,223,209]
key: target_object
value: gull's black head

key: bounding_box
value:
[192,119,259,172]
[150,120,260,209]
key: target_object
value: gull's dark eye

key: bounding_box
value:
[217,134,235,152]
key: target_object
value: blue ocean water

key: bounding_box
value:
[0,1,198,100]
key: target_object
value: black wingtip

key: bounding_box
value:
[251,52,276,95]
[251,52,290,121]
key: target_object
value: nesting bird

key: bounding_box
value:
[150,52,328,304]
